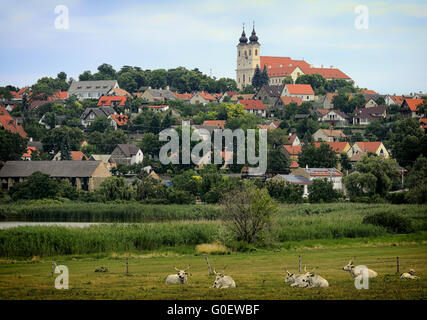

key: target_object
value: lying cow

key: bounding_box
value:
[401,269,419,280]
[300,272,329,288]
[343,260,377,278]
[166,265,190,285]
[285,270,306,287]
[213,268,236,289]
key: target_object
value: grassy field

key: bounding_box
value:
[0,242,426,300]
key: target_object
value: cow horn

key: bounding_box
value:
[185,265,191,271]
[213,269,217,275]
[174,266,180,271]
[304,265,307,272]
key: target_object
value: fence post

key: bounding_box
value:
[299,255,301,273]
[51,261,54,277]
[205,256,213,275]
[126,258,129,274]
[396,256,399,274]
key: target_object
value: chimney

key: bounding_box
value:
[166,86,170,91]
[30,137,33,142]
[330,65,333,69]
[305,164,308,170]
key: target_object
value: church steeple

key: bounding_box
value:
[249,22,259,44]
[239,24,248,44]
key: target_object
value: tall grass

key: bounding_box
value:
[0,203,222,222]
[0,203,425,257]
[0,222,220,257]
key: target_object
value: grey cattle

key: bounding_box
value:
[213,268,236,289]
[343,260,377,278]
[285,270,306,287]
[300,272,329,288]
[165,265,190,285]
[401,269,419,280]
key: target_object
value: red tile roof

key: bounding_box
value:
[326,93,337,101]
[203,120,226,129]
[70,151,88,161]
[110,114,128,126]
[290,160,299,169]
[98,96,127,107]
[22,147,37,158]
[280,96,303,106]
[238,99,266,110]
[354,142,383,153]
[362,89,377,95]
[285,84,314,95]
[314,142,350,153]
[48,91,68,101]
[284,145,302,155]
[285,134,298,145]
[389,95,404,105]
[147,105,169,109]
[404,99,424,112]
[316,108,330,116]
[0,107,9,115]
[0,114,27,138]
[300,66,350,80]
[197,92,217,101]
[320,129,346,138]
[173,92,194,100]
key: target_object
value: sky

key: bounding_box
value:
[0,0,426,94]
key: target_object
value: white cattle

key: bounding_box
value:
[213,269,236,289]
[285,270,306,287]
[343,260,378,278]
[165,265,190,285]
[401,269,419,280]
[300,272,329,288]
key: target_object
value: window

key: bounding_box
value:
[255,49,258,56]
[249,50,251,56]
[243,74,245,82]
[238,51,240,57]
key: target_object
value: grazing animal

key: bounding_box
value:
[300,272,329,288]
[343,260,377,278]
[165,265,190,285]
[401,269,419,280]
[213,268,236,289]
[285,270,305,287]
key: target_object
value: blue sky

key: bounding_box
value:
[0,0,426,94]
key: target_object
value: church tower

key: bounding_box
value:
[236,24,261,90]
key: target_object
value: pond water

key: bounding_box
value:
[0,222,103,230]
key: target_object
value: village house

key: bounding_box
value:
[312,128,346,142]
[254,85,283,106]
[274,96,303,107]
[292,167,344,191]
[322,93,337,109]
[145,105,170,113]
[89,154,116,171]
[384,95,404,106]
[318,109,350,126]
[284,133,301,146]
[400,99,423,119]
[0,112,27,138]
[351,141,390,159]
[202,120,226,129]
[267,174,313,198]
[229,93,255,103]
[353,105,387,125]
[281,84,315,102]
[10,87,30,101]
[110,144,143,165]
[283,145,302,162]
[190,92,217,105]
[109,114,128,129]
[140,87,176,103]
[314,142,352,158]
[0,161,111,191]
[80,106,116,128]
[219,91,237,103]
[173,92,194,104]
[98,96,127,108]
[52,151,88,161]
[68,80,119,100]
[238,99,266,117]
[21,147,38,161]
[364,98,378,108]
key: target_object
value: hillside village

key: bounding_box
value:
[0,29,426,205]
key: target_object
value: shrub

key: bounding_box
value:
[387,192,409,204]
[9,172,59,200]
[362,212,414,233]
[195,242,229,255]
[308,179,341,203]
[167,189,194,204]
[266,179,303,203]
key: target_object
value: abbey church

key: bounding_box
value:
[236,26,351,90]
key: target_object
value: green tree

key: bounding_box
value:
[308,178,341,203]
[298,143,338,168]
[98,176,134,201]
[221,185,277,244]
[0,131,27,162]
[9,172,59,200]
